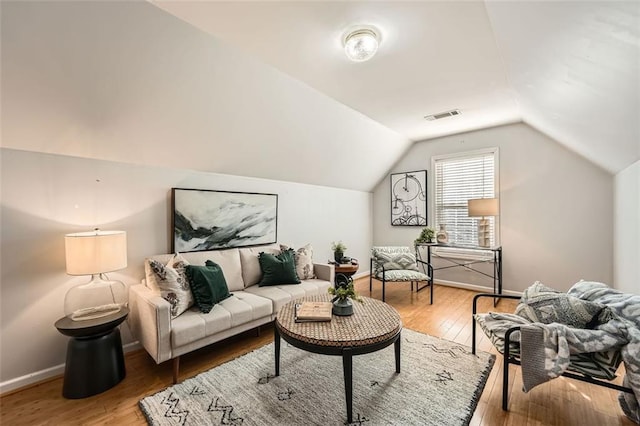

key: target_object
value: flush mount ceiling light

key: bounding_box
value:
[343,27,380,62]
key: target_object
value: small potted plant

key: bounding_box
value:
[331,241,347,263]
[414,226,435,246]
[328,281,363,316]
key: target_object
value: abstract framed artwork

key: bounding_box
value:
[172,188,278,252]
[390,170,427,226]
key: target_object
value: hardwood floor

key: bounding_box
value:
[1,279,633,425]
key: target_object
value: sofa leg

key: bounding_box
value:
[256,326,261,337]
[382,281,386,302]
[173,357,180,384]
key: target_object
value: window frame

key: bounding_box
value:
[430,147,500,260]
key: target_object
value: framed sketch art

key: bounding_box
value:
[172,188,278,252]
[390,170,427,226]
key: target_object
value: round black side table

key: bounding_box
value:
[55,307,128,399]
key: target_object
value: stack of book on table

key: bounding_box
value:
[294,301,333,323]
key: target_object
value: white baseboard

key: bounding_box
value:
[0,364,66,396]
[0,341,141,396]
[358,271,522,297]
[434,278,522,296]
[353,270,370,280]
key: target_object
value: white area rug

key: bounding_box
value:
[139,328,495,426]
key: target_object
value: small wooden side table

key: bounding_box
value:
[55,307,128,399]
[334,263,359,286]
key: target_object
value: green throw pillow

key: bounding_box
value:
[258,249,301,287]
[186,260,231,313]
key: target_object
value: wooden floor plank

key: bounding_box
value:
[0,278,634,425]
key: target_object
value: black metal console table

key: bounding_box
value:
[416,243,503,306]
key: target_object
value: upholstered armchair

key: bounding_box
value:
[369,246,433,303]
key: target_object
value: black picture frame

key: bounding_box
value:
[390,170,427,226]
[171,188,278,252]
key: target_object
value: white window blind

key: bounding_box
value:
[433,149,498,247]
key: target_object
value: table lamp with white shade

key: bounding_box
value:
[467,198,498,247]
[64,229,128,321]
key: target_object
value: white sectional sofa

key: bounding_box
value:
[128,244,334,382]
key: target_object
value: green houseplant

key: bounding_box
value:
[331,241,347,263]
[414,226,435,246]
[328,281,363,316]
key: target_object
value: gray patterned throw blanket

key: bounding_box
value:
[475,281,640,424]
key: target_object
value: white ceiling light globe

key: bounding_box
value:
[344,28,380,62]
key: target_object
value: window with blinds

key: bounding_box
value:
[432,148,499,247]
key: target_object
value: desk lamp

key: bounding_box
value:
[64,229,127,321]
[467,198,498,247]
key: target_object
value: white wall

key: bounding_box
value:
[0,148,372,390]
[372,123,614,293]
[614,160,640,294]
[0,1,409,192]
[0,1,404,391]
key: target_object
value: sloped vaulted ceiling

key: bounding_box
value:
[1,1,409,192]
[154,0,640,174]
[485,1,639,173]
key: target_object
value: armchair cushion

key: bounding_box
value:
[474,312,622,380]
[515,281,606,329]
[375,269,430,282]
[371,246,419,275]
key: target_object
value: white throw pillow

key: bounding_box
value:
[280,243,316,280]
[147,253,194,318]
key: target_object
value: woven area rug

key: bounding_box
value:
[139,329,495,426]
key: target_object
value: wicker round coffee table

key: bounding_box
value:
[274,295,402,424]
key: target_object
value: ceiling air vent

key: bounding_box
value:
[424,109,461,121]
